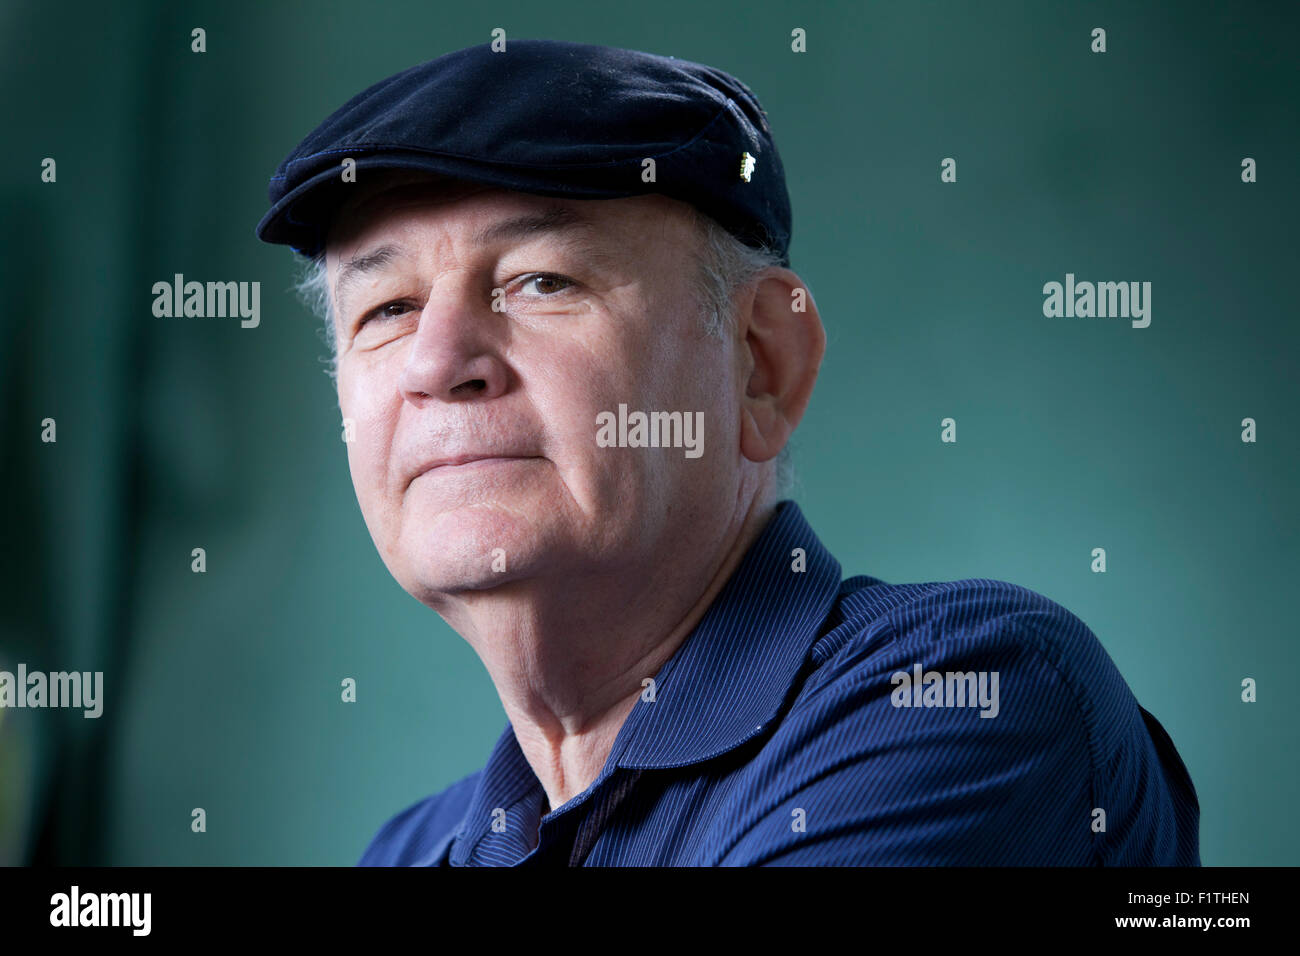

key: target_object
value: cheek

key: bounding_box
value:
[338,365,400,520]
[640,315,733,435]
[545,323,720,499]
[640,326,737,495]
[531,348,628,491]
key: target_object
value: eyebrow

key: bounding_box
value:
[333,205,611,316]
[334,244,406,314]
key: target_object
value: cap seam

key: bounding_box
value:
[269,98,741,181]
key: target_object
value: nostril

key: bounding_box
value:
[449,378,487,396]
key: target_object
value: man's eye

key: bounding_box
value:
[356,276,573,331]
[360,301,417,326]
[518,273,575,296]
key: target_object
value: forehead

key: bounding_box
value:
[324,174,695,266]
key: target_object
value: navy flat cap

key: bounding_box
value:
[255,38,791,265]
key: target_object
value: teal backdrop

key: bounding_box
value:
[1,0,1295,865]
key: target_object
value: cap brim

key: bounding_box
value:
[255,150,646,258]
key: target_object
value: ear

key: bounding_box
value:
[736,268,825,463]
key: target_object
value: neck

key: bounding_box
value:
[442,493,777,810]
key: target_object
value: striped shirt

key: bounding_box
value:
[358,499,1200,866]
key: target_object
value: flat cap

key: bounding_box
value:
[255,38,790,264]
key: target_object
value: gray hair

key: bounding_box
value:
[294,208,796,496]
[683,208,796,497]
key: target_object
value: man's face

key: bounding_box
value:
[326,180,745,606]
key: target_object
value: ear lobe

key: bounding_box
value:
[738,268,825,464]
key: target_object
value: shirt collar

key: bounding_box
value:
[609,498,842,768]
[442,499,842,863]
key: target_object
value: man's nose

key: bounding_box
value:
[397,278,509,405]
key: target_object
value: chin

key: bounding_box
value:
[392,496,556,596]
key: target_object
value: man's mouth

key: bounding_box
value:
[409,455,540,486]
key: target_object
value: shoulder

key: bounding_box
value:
[802,576,1110,787]
[357,771,480,866]
[829,575,1095,657]
[815,576,1123,711]
[709,577,1198,864]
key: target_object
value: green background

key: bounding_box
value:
[1,0,1295,865]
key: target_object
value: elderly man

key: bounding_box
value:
[257,39,1200,866]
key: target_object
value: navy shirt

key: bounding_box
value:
[359,500,1200,866]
